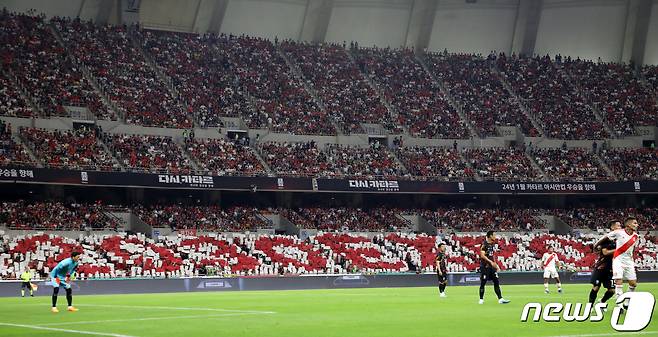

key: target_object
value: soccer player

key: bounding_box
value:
[50,251,81,313]
[478,230,510,304]
[589,220,621,304]
[541,246,562,293]
[20,268,34,297]
[436,243,448,297]
[594,216,640,300]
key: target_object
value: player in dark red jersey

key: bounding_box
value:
[589,220,621,304]
[479,230,510,304]
[436,243,448,297]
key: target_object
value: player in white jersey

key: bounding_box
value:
[594,216,639,299]
[541,246,562,293]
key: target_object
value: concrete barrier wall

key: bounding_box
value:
[2,271,656,297]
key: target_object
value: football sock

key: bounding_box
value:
[615,285,623,298]
[439,283,446,293]
[589,289,597,303]
[628,286,636,292]
[66,288,73,306]
[21,289,25,297]
[601,289,615,303]
[493,279,502,299]
[52,287,59,307]
[479,280,486,300]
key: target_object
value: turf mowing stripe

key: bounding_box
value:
[36,313,272,326]
[77,304,276,314]
[0,322,138,337]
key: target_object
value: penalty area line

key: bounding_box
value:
[0,322,138,337]
[77,304,276,314]
[36,312,271,327]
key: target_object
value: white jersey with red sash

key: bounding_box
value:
[542,253,558,270]
[604,229,639,280]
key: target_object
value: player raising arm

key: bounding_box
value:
[478,231,510,305]
[593,216,640,301]
[50,251,81,313]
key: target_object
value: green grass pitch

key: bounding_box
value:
[0,283,656,337]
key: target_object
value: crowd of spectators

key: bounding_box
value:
[419,208,542,232]
[643,65,658,92]
[565,59,657,137]
[281,41,393,133]
[259,141,329,176]
[600,147,658,181]
[550,208,658,230]
[4,231,655,279]
[324,143,404,178]
[222,35,333,135]
[427,52,539,137]
[52,18,191,128]
[133,205,269,232]
[295,208,408,231]
[497,54,607,139]
[0,73,34,117]
[260,142,402,178]
[138,30,251,128]
[396,146,474,181]
[0,121,33,166]
[185,137,265,176]
[531,148,611,181]
[0,200,118,230]
[104,133,192,173]
[354,46,468,139]
[464,147,539,181]
[1,12,108,118]
[20,127,117,171]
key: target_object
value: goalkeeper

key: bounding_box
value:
[50,252,81,313]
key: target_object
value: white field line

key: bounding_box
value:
[76,304,276,314]
[0,322,138,337]
[35,312,271,327]
[545,331,658,337]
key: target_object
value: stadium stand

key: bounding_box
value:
[104,133,192,173]
[643,65,658,92]
[354,47,469,139]
[530,148,611,181]
[395,146,474,181]
[0,121,33,166]
[281,41,392,133]
[133,205,270,232]
[600,147,658,181]
[2,231,656,279]
[137,29,252,128]
[565,59,657,137]
[426,52,539,137]
[52,18,191,127]
[0,73,34,117]
[1,11,107,118]
[464,147,539,181]
[496,54,608,139]
[417,208,543,232]
[184,138,265,176]
[19,127,117,171]
[223,35,332,135]
[260,142,403,178]
[0,200,119,231]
